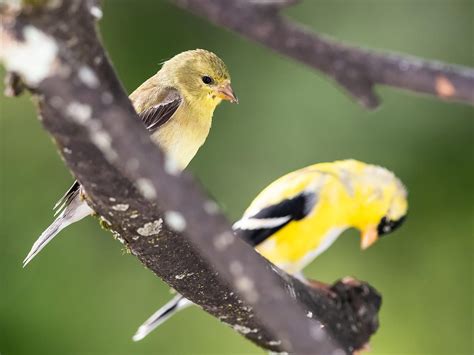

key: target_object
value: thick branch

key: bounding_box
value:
[1,1,380,353]
[173,0,474,109]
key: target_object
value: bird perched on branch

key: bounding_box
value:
[23,49,237,267]
[133,159,408,341]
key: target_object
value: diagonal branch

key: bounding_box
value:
[0,1,380,353]
[173,0,474,109]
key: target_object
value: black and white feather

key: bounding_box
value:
[23,187,93,267]
[233,191,318,246]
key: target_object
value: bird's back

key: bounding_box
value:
[243,160,366,216]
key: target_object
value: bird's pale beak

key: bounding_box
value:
[217,83,238,103]
[360,226,378,250]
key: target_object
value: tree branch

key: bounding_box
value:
[173,0,474,109]
[1,1,380,353]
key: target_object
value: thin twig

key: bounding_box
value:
[173,0,474,109]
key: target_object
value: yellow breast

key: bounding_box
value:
[151,102,213,170]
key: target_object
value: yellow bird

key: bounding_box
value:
[23,49,237,267]
[133,159,408,341]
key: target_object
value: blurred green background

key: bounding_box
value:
[1,0,473,354]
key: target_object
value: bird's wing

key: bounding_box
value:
[233,191,318,247]
[138,89,182,133]
[52,90,182,213]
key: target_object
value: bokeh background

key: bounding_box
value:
[1,0,472,354]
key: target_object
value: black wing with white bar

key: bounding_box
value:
[233,191,317,247]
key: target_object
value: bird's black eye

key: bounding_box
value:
[202,76,213,84]
[377,215,406,237]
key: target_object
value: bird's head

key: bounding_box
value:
[350,164,408,250]
[162,49,237,108]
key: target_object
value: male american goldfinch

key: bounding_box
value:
[133,159,408,341]
[23,49,237,267]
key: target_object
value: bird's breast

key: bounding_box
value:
[152,105,213,170]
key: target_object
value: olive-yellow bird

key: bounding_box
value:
[23,49,237,267]
[133,159,408,341]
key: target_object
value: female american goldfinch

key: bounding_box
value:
[133,159,408,341]
[23,49,237,267]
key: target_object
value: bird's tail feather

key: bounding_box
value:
[133,294,192,341]
[23,195,93,267]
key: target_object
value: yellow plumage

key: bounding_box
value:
[240,160,408,273]
[130,49,237,170]
[149,101,213,169]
